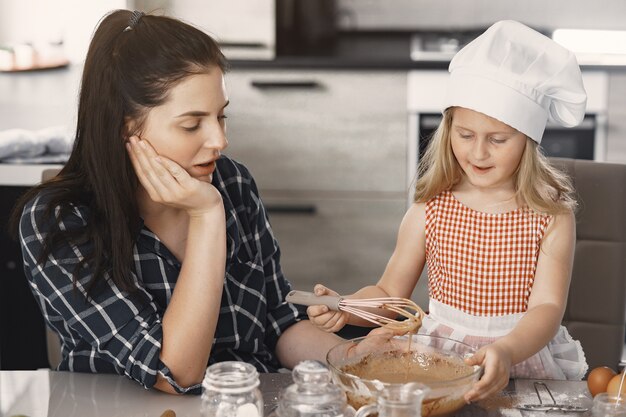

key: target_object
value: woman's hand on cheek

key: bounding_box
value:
[126,136,223,216]
[462,344,511,403]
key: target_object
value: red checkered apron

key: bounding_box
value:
[420,190,587,380]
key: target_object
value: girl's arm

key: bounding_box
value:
[464,210,576,401]
[308,203,427,329]
[375,202,428,299]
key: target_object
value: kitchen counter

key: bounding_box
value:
[231,31,626,71]
[1,30,624,131]
[0,369,595,416]
[235,31,446,70]
[0,30,624,77]
[0,163,62,186]
[3,30,618,166]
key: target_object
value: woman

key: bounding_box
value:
[10,9,344,394]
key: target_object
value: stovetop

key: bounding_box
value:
[410,29,486,62]
[409,27,556,62]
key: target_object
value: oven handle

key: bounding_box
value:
[250,80,322,89]
[419,114,597,130]
[265,204,317,215]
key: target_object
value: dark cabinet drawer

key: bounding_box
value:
[0,185,49,369]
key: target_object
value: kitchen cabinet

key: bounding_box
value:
[224,69,407,193]
[607,72,626,163]
[224,69,408,292]
[261,196,406,295]
[0,185,50,370]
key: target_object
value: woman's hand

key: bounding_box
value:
[306,284,349,333]
[126,136,222,217]
[463,343,512,403]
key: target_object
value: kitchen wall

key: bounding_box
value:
[0,0,127,63]
[337,0,626,31]
[130,0,626,33]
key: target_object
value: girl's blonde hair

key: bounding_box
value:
[413,108,577,215]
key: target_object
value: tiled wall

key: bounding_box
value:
[337,0,626,31]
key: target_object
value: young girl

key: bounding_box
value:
[11,9,346,394]
[308,20,588,402]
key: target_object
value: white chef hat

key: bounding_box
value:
[443,20,587,143]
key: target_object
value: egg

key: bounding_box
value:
[587,366,617,397]
[607,372,626,397]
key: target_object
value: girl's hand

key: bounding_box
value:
[126,136,223,217]
[463,343,511,403]
[306,284,349,333]
[346,327,397,358]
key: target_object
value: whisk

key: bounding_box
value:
[286,290,425,333]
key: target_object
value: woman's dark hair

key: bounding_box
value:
[9,9,228,296]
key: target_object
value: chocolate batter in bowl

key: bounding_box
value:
[326,334,482,417]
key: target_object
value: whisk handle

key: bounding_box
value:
[285,290,342,311]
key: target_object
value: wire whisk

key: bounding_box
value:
[286,290,425,333]
[516,381,589,413]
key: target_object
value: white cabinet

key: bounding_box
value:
[224,68,408,291]
[224,69,407,193]
[607,72,626,163]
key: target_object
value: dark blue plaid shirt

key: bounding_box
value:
[19,156,306,393]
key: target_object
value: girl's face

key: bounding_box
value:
[137,68,229,183]
[450,107,527,191]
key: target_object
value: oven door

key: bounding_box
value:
[416,113,598,162]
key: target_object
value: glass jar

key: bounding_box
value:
[201,361,263,417]
[354,382,428,417]
[592,393,626,416]
[271,360,352,417]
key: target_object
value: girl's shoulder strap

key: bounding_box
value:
[424,189,451,219]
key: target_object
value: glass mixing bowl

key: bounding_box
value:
[326,334,483,417]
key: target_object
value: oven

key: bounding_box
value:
[406,70,609,194]
[416,113,599,161]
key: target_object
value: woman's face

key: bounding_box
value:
[450,107,527,191]
[136,67,229,183]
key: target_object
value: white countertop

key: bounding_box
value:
[0,369,594,417]
[0,163,63,186]
[0,370,292,417]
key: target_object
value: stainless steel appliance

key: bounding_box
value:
[416,114,598,161]
[410,29,485,62]
[409,27,551,62]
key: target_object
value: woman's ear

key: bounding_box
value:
[123,117,136,141]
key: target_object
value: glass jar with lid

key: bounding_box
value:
[354,382,428,417]
[592,393,626,416]
[271,360,352,417]
[201,361,263,417]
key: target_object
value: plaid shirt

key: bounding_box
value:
[19,156,306,393]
